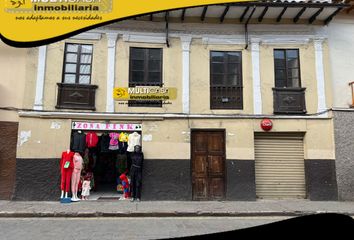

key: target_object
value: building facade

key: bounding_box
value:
[328,2,354,201]
[12,2,344,201]
[0,41,26,200]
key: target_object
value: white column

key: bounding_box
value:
[314,38,328,117]
[181,36,192,114]
[106,33,118,113]
[33,46,47,110]
[251,38,262,115]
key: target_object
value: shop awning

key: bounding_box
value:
[134,0,349,25]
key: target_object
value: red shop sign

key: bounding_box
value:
[260,118,273,131]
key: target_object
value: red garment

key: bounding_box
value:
[86,132,99,148]
[60,151,74,192]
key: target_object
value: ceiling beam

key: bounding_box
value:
[309,7,324,23]
[293,7,306,23]
[240,6,250,22]
[324,7,343,25]
[276,6,287,22]
[201,6,208,21]
[181,9,186,22]
[258,6,269,22]
[220,6,230,23]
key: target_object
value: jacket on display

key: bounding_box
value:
[71,131,86,153]
[86,132,98,148]
[127,132,141,152]
[100,133,111,153]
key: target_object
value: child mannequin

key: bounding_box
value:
[119,173,130,200]
[81,176,91,200]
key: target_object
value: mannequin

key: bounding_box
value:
[130,145,144,202]
[71,152,83,202]
[127,132,141,173]
[60,149,74,199]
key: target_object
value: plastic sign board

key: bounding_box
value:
[113,87,177,101]
[72,121,142,131]
[0,0,251,47]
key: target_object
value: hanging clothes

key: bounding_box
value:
[100,133,111,153]
[71,131,86,154]
[109,132,120,151]
[86,132,98,148]
[127,132,141,152]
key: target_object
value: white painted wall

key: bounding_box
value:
[328,14,354,109]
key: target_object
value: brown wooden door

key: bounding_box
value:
[191,130,225,200]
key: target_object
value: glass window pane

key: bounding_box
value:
[227,74,238,86]
[79,75,90,84]
[274,59,285,69]
[149,49,161,60]
[65,64,77,73]
[287,58,299,68]
[80,54,92,64]
[289,78,300,88]
[275,78,286,88]
[67,44,78,52]
[132,71,144,82]
[275,69,286,80]
[211,52,224,62]
[227,52,241,63]
[287,68,299,79]
[287,50,298,60]
[274,50,285,60]
[66,53,77,63]
[212,63,224,74]
[131,48,145,60]
[64,74,76,84]
[81,45,93,53]
[80,65,91,74]
[148,72,161,83]
[132,60,144,71]
[149,60,161,72]
[227,63,238,74]
[211,74,223,85]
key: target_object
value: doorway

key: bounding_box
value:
[191,130,226,200]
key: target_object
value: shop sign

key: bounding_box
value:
[72,122,142,131]
[260,118,273,131]
[113,87,177,101]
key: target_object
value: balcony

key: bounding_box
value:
[273,87,306,114]
[56,83,98,110]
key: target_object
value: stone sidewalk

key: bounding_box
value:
[1,200,354,217]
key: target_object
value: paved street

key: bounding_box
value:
[0,216,290,240]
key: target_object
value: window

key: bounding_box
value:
[210,51,243,109]
[273,49,306,114]
[129,47,163,107]
[62,43,93,85]
[274,49,301,88]
[56,43,97,110]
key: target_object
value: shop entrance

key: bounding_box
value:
[191,130,226,200]
[70,122,142,200]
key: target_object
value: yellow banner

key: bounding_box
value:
[113,87,177,101]
[0,0,250,47]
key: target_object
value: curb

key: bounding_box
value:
[1,211,352,218]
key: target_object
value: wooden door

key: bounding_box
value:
[191,130,225,200]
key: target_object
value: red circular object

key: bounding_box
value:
[261,118,273,131]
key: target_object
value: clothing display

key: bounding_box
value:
[86,132,99,148]
[71,131,86,154]
[62,129,143,202]
[71,152,83,201]
[130,145,144,200]
[127,132,141,152]
[109,132,120,150]
[60,150,74,193]
[81,180,91,197]
[100,133,111,153]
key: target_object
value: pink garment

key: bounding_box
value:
[109,132,119,150]
[71,153,83,195]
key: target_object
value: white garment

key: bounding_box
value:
[81,180,91,197]
[127,132,141,152]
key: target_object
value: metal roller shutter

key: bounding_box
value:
[255,133,306,199]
